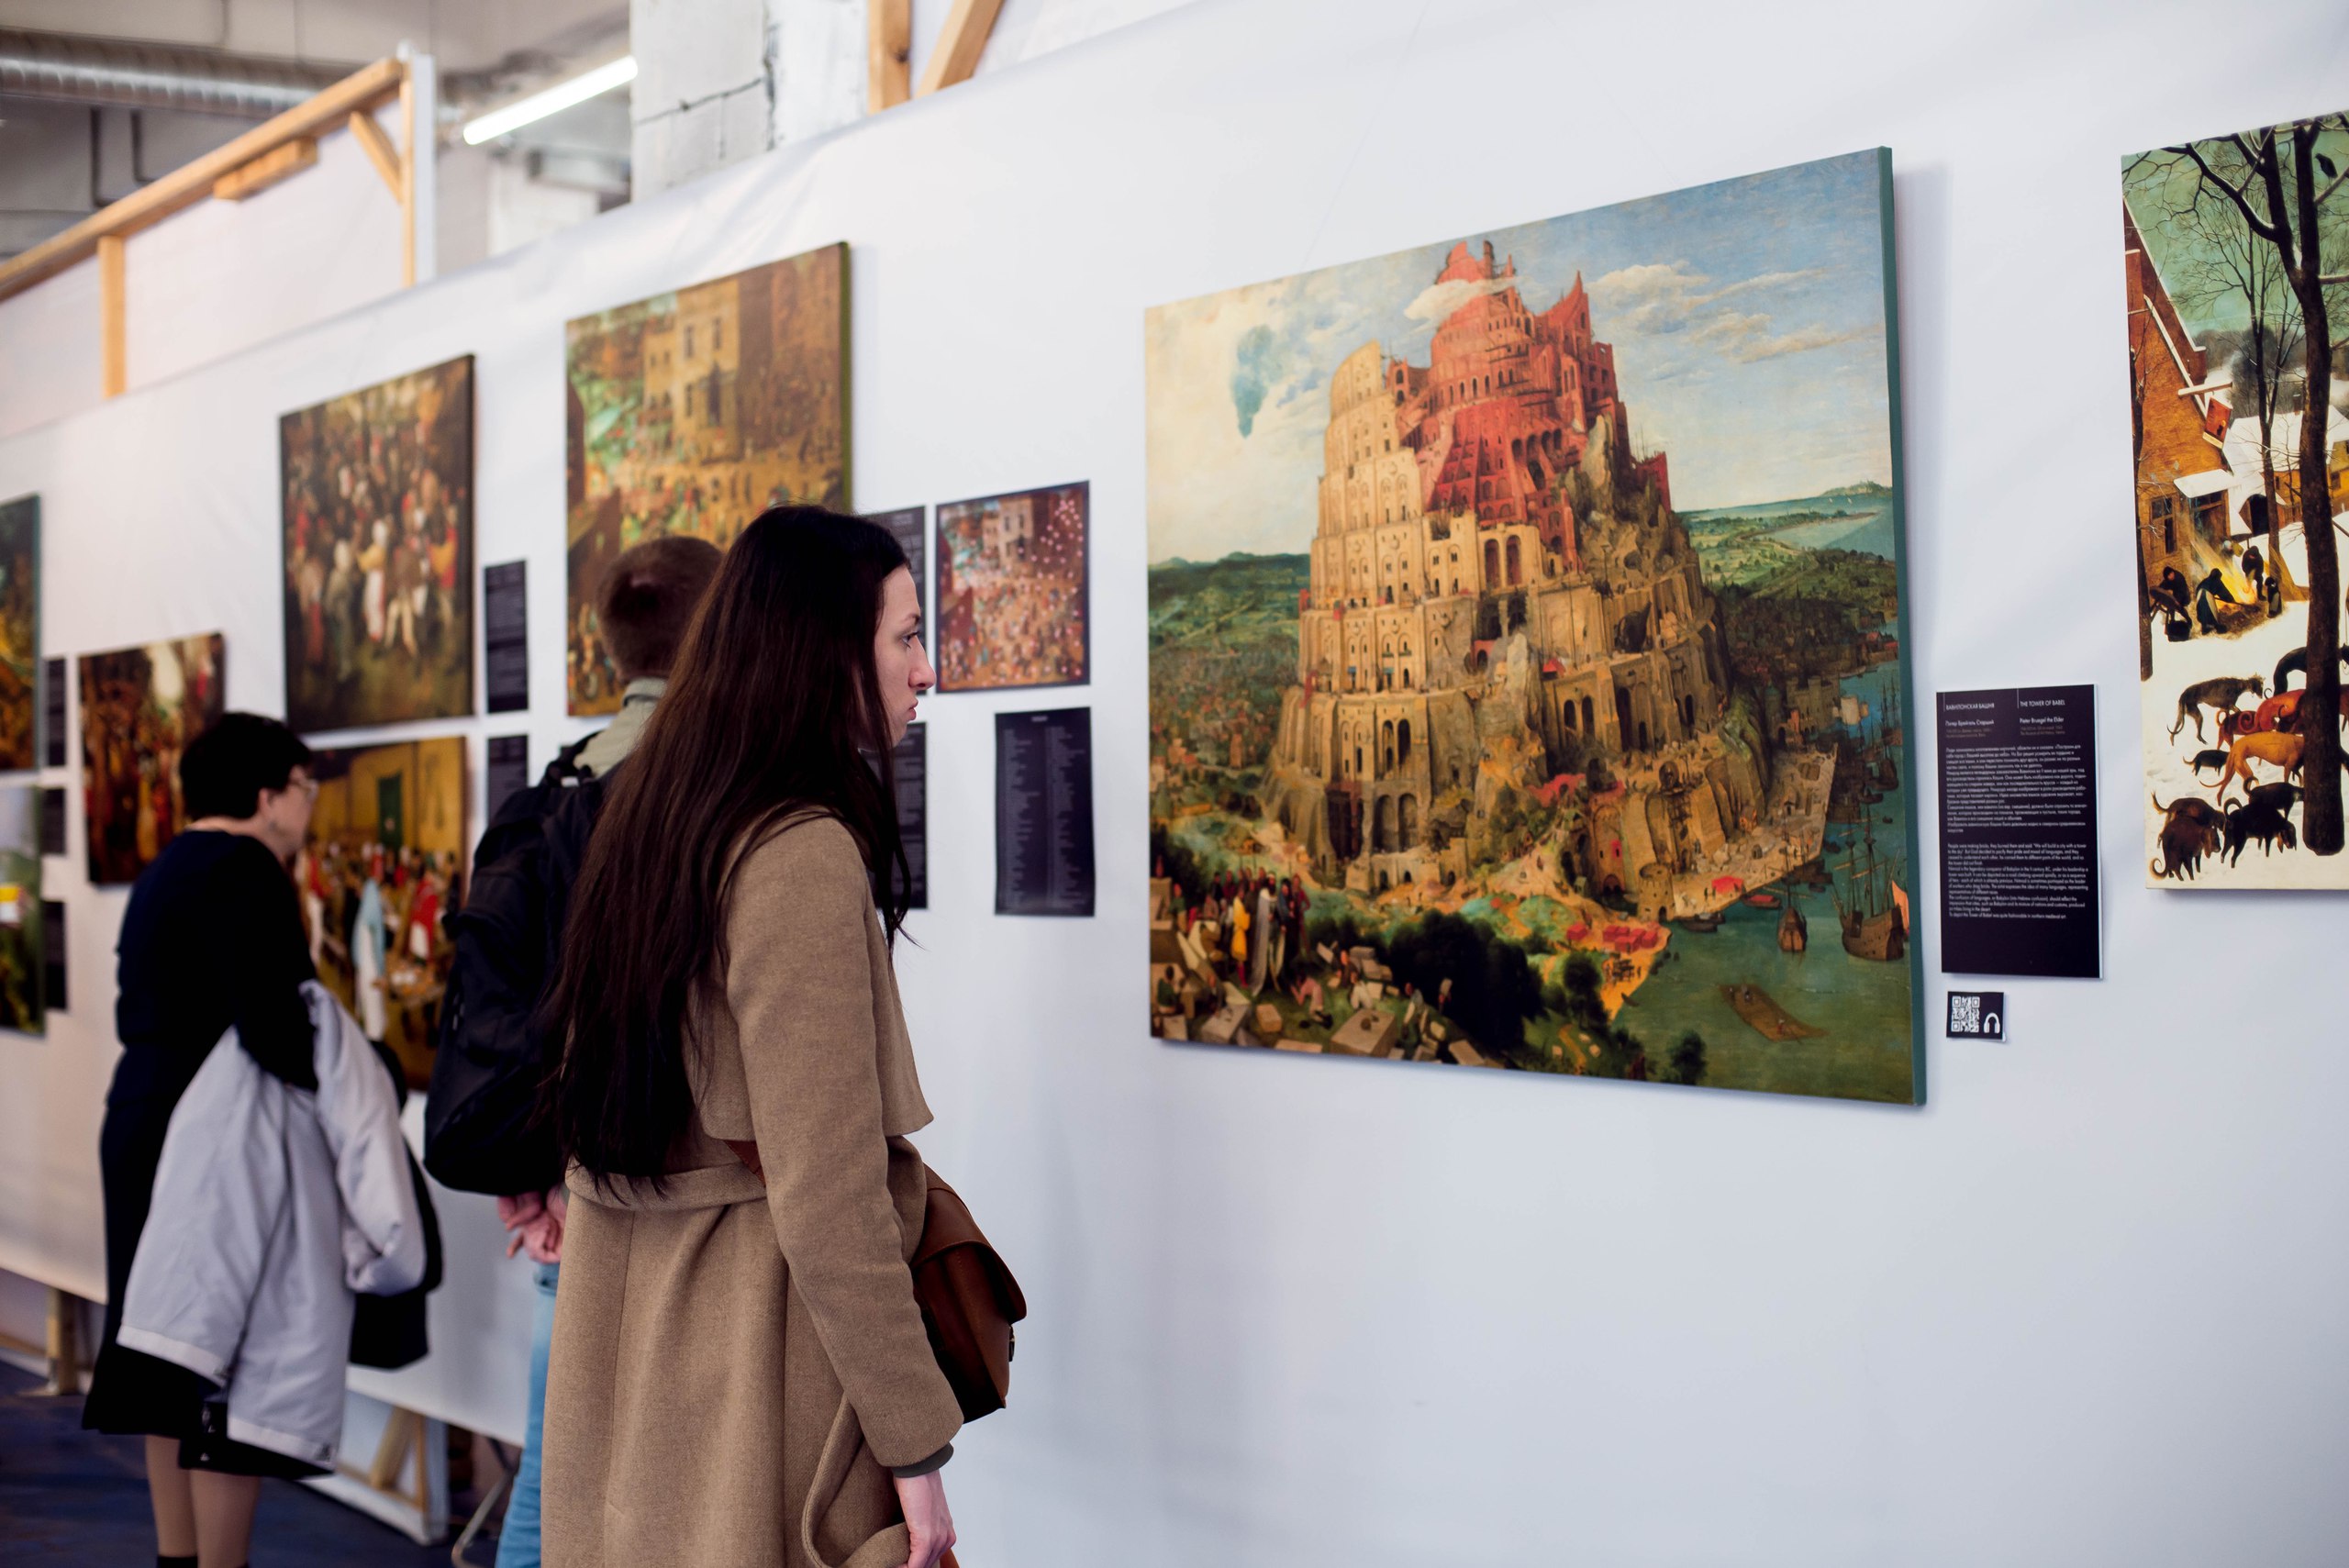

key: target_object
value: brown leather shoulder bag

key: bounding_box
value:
[724,1141,1027,1422]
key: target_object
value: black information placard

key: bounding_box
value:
[42,658,64,767]
[1937,684,2099,978]
[893,722,928,909]
[42,899,63,1012]
[484,560,529,714]
[39,786,63,857]
[995,707,1095,917]
[870,507,927,619]
[486,735,529,818]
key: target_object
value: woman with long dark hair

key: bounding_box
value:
[540,507,960,1568]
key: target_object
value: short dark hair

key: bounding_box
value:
[181,713,312,821]
[597,535,724,682]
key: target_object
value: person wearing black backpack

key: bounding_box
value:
[423,534,719,1568]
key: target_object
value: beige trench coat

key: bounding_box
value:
[544,816,963,1568]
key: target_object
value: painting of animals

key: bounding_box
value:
[1146,150,1923,1104]
[2128,110,2349,888]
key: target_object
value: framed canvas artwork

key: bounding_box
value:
[0,785,41,1035]
[80,634,225,885]
[0,495,36,773]
[1146,150,1923,1104]
[280,356,474,734]
[298,735,466,1087]
[565,244,849,714]
[934,482,1090,692]
[2126,111,2349,888]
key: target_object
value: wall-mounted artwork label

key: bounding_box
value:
[2127,114,2349,887]
[38,786,62,857]
[41,898,62,1012]
[996,707,1094,917]
[1146,150,1922,1101]
[80,634,224,885]
[0,786,42,1034]
[937,483,1089,692]
[42,656,63,768]
[280,355,474,734]
[299,736,466,1087]
[0,495,37,773]
[1945,991,2005,1040]
[486,734,529,819]
[1937,686,2099,978]
[871,507,928,621]
[894,721,928,910]
[484,560,529,714]
[566,243,848,715]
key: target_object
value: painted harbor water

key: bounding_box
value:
[1619,651,1917,1099]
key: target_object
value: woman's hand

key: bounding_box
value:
[893,1469,955,1568]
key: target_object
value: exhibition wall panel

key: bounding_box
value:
[0,99,412,442]
[2,1,2347,1562]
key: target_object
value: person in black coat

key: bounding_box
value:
[82,713,317,1568]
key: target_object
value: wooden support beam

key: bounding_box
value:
[213,137,318,202]
[98,237,125,399]
[347,109,402,196]
[397,64,417,289]
[367,1406,418,1491]
[870,0,912,112]
[916,0,1005,96]
[0,55,406,305]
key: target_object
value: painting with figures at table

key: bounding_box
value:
[296,736,465,1087]
[1146,150,1923,1104]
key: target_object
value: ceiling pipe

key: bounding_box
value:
[0,28,351,119]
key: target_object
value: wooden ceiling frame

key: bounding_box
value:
[0,55,417,398]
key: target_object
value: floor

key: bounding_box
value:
[0,1360,493,1565]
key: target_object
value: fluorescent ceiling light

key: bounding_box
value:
[462,56,637,146]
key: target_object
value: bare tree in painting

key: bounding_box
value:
[2153,117,2349,855]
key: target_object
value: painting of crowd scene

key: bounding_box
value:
[0,787,42,1036]
[2126,112,2349,889]
[296,736,464,1087]
[0,497,37,772]
[80,635,224,886]
[934,482,1089,691]
[280,357,474,734]
[566,244,848,714]
[1145,150,1924,1105]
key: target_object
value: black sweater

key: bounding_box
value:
[110,829,317,1106]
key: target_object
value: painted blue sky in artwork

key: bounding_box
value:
[1146,150,1896,563]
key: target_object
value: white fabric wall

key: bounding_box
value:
[1,1,2346,1561]
[0,97,415,442]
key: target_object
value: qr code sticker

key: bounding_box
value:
[1949,994,1981,1034]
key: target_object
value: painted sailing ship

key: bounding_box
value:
[1830,822,1907,962]
[1777,891,1808,952]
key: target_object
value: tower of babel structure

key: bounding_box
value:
[1266,239,1821,913]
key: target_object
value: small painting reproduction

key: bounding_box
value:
[565,245,849,714]
[934,482,1090,692]
[0,786,41,1036]
[0,495,37,773]
[80,634,226,886]
[280,356,474,734]
[2124,112,2349,889]
[298,736,465,1087]
[1146,150,1922,1104]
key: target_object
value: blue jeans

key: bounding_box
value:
[495,1262,560,1568]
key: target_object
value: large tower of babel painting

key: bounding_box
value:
[1266,239,1822,915]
